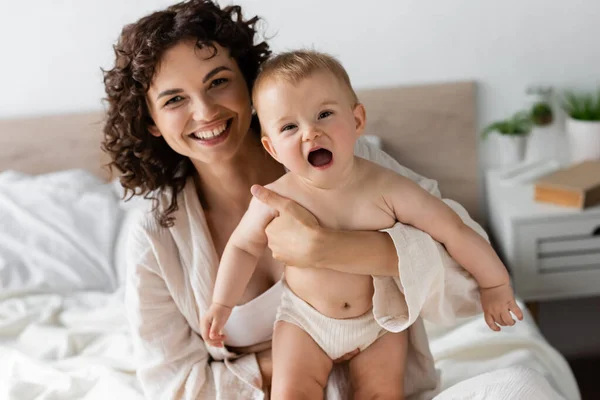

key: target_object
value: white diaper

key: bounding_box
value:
[275,283,386,360]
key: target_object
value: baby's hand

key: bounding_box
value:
[479,283,524,331]
[200,303,233,347]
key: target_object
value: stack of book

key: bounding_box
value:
[534,161,600,208]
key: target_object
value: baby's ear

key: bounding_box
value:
[352,103,367,137]
[261,135,280,163]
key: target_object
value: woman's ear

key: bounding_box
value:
[261,136,280,163]
[352,103,367,137]
[148,124,162,137]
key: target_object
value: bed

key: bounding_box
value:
[0,81,580,399]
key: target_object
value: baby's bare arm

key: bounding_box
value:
[212,197,277,307]
[383,173,509,289]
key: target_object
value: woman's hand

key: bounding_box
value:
[251,185,324,268]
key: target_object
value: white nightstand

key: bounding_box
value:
[486,164,600,302]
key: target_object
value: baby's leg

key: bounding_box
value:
[271,320,333,400]
[349,330,408,400]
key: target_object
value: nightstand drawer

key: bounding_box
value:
[539,236,600,255]
[513,215,600,301]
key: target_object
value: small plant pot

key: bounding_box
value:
[566,118,600,163]
[497,134,528,165]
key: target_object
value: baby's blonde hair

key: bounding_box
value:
[252,50,359,108]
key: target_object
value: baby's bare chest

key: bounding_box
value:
[298,190,396,231]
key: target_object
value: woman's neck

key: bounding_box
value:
[193,136,284,213]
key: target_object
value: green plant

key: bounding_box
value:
[481,110,533,139]
[531,102,553,126]
[562,90,600,121]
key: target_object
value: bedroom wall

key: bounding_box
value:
[2,0,599,129]
[1,0,599,357]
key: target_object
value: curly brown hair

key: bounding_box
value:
[102,0,270,227]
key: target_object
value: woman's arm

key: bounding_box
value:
[126,218,265,399]
[315,228,399,275]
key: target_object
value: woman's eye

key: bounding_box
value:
[165,96,183,107]
[281,124,297,133]
[210,78,228,88]
[319,110,333,119]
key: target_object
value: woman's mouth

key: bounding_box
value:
[307,148,333,169]
[189,119,232,145]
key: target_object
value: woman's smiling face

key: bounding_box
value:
[146,39,254,165]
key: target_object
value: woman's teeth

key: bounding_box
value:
[192,122,227,139]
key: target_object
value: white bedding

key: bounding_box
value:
[0,170,581,400]
[0,170,124,296]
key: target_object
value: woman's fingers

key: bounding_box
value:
[251,185,288,214]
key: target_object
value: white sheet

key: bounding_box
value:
[427,308,580,399]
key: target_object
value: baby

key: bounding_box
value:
[201,50,523,398]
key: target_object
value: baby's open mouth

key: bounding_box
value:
[307,148,333,167]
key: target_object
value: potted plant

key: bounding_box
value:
[527,85,554,126]
[562,89,600,163]
[482,110,532,165]
[531,102,554,126]
[524,85,558,163]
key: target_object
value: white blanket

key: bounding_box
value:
[0,289,579,400]
[0,170,123,296]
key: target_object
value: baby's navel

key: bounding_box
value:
[343,302,351,309]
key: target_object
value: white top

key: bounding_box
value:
[125,138,485,400]
[222,280,284,347]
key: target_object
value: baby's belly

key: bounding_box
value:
[285,266,374,319]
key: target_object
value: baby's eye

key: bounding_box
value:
[210,78,228,88]
[281,124,297,133]
[165,95,184,107]
[319,110,333,119]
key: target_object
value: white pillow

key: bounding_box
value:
[0,169,123,295]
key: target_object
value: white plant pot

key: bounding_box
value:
[525,125,558,163]
[566,118,600,163]
[496,134,528,165]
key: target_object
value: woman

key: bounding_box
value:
[102,1,484,398]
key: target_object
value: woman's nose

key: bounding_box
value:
[192,96,219,122]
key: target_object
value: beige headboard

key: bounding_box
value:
[357,81,479,222]
[1,111,111,181]
[0,81,480,222]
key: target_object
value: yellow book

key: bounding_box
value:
[534,161,600,208]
